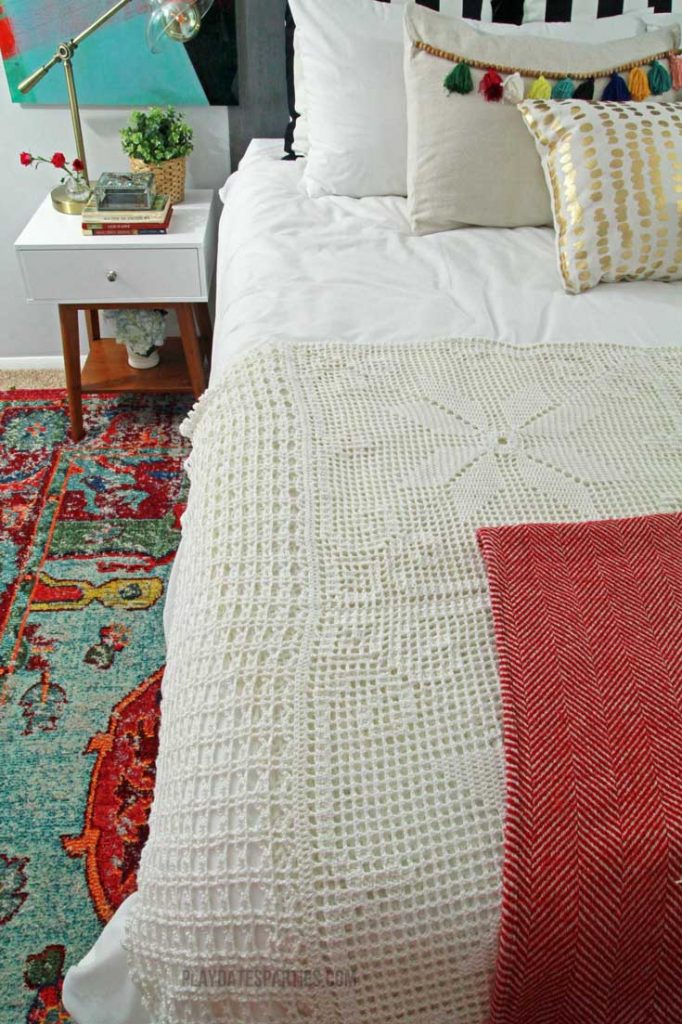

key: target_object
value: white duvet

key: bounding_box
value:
[209,139,682,386]
[62,141,682,1024]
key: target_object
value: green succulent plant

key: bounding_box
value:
[120,106,194,165]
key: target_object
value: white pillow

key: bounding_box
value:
[288,0,408,197]
[290,0,650,199]
[289,0,494,159]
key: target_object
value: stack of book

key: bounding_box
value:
[81,194,173,236]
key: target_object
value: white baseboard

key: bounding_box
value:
[0,355,85,370]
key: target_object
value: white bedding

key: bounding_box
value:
[62,140,682,1024]
[210,139,682,386]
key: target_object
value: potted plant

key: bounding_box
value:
[108,309,167,369]
[120,107,193,204]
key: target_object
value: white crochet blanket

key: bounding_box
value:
[126,338,681,1024]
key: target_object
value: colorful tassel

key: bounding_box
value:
[551,77,575,99]
[601,72,630,101]
[502,72,524,104]
[628,66,650,101]
[573,78,595,99]
[444,62,473,94]
[479,68,503,102]
[669,52,682,90]
[528,75,552,100]
[648,59,672,95]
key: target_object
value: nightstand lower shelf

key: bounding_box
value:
[82,337,193,394]
[59,301,211,441]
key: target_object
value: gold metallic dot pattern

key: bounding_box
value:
[521,99,682,293]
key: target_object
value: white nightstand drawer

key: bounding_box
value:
[18,245,203,303]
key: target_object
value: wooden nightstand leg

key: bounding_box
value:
[177,304,207,399]
[58,305,84,441]
[85,309,100,343]
[193,303,213,365]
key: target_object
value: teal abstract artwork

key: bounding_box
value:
[1,0,238,106]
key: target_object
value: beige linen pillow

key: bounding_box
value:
[404,5,679,233]
[521,98,682,293]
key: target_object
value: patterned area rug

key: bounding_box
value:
[0,389,191,1024]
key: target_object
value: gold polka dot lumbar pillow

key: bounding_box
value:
[520,99,682,293]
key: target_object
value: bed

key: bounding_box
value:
[61,135,682,1024]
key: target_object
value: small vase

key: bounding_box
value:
[65,175,91,202]
[126,346,160,370]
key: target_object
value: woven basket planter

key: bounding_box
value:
[129,155,186,204]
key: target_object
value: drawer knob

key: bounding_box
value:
[106,270,118,283]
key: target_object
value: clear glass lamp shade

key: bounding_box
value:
[145,0,214,53]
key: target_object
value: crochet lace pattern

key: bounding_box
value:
[125,338,682,1024]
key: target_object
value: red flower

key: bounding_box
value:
[20,152,33,167]
[72,158,84,173]
[51,152,66,169]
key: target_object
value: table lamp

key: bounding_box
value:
[17,0,214,213]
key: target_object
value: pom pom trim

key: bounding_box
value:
[479,68,503,102]
[648,59,672,95]
[573,78,595,99]
[444,61,473,94]
[416,38,679,82]
[669,52,682,90]
[628,66,650,102]
[601,72,631,101]
[551,76,575,99]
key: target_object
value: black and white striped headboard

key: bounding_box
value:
[520,0,651,20]
[375,0,508,19]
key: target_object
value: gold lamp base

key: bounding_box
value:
[51,183,90,215]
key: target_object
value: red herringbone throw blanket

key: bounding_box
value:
[478,512,682,1024]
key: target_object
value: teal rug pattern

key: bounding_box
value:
[0,389,191,1024]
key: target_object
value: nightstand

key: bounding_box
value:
[15,189,219,441]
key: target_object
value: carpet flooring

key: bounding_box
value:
[0,370,67,392]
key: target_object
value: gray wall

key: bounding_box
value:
[229,0,289,168]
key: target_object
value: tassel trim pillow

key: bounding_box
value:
[404,5,680,232]
[521,98,682,292]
